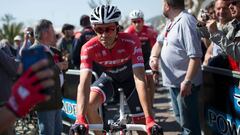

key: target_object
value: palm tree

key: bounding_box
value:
[0,14,24,45]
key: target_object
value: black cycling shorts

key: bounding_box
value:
[91,73,144,116]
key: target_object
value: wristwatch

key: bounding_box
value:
[182,80,192,85]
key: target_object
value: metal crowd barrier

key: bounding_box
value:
[61,69,98,127]
[200,65,240,135]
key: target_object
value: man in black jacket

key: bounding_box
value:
[72,15,96,69]
[33,19,68,135]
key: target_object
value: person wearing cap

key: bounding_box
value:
[13,35,22,57]
[69,5,163,135]
[57,23,75,69]
[125,10,158,108]
[14,35,22,48]
[72,15,96,68]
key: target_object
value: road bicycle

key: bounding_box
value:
[72,88,163,135]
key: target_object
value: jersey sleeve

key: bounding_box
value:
[131,35,145,68]
[124,26,134,33]
[148,28,158,48]
[80,44,93,70]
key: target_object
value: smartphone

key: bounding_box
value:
[21,46,47,72]
[21,46,52,94]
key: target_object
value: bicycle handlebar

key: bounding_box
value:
[88,123,146,132]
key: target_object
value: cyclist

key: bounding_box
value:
[69,5,163,135]
[125,10,158,107]
[0,59,54,133]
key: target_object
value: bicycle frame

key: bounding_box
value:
[88,88,147,135]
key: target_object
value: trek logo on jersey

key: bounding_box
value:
[99,57,129,66]
[139,36,148,41]
[117,49,125,54]
[133,47,142,55]
[121,38,136,45]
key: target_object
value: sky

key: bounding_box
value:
[0,0,163,30]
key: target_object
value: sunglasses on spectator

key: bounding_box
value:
[94,26,116,34]
[132,19,143,24]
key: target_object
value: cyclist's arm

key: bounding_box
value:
[133,67,152,117]
[76,70,92,116]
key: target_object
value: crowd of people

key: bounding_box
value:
[0,0,240,135]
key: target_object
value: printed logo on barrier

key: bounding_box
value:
[207,108,240,135]
[232,86,240,116]
[62,98,77,120]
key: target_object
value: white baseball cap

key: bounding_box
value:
[14,35,22,41]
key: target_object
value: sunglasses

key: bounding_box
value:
[94,26,116,34]
[132,20,143,24]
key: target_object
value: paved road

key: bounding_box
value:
[153,86,181,135]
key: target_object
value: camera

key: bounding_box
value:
[200,9,210,22]
[26,31,34,37]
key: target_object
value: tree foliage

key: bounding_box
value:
[0,14,24,45]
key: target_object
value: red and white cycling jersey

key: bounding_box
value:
[125,25,157,48]
[125,25,157,69]
[80,32,144,81]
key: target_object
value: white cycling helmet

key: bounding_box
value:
[129,10,144,19]
[90,5,121,24]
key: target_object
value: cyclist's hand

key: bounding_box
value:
[69,115,89,135]
[146,116,164,135]
[5,60,53,117]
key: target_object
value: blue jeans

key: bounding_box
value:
[37,109,63,135]
[169,85,201,135]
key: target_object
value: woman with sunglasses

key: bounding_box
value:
[69,4,163,135]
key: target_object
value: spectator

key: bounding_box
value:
[0,39,18,104]
[197,1,217,62]
[203,0,232,66]
[205,1,217,21]
[203,0,240,68]
[32,19,66,135]
[0,39,18,135]
[19,27,35,56]
[72,15,96,68]
[149,0,202,134]
[125,9,158,107]
[57,23,75,69]
[12,35,22,56]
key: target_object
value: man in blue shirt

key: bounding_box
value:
[150,0,202,134]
